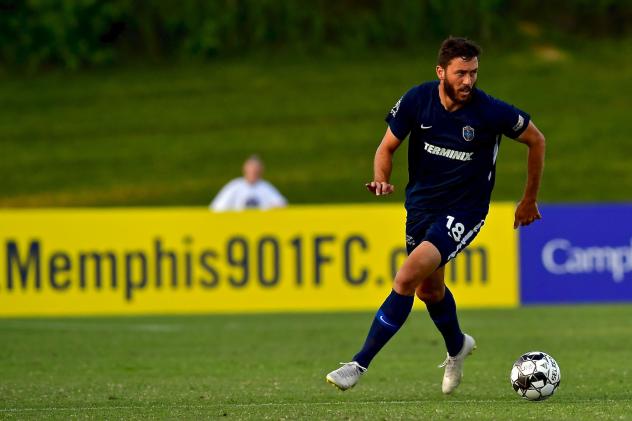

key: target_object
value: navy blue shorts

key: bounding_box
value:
[405,210,487,266]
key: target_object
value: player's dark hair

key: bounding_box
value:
[437,37,482,68]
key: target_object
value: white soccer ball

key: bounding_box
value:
[510,351,561,401]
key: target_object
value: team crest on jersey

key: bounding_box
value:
[462,125,475,141]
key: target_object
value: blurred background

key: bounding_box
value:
[1,0,631,207]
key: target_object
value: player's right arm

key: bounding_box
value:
[366,127,402,196]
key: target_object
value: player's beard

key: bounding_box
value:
[443,79,475,105]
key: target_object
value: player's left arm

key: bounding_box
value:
[513,121,546,229]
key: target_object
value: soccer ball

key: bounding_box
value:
[510,351,561,401]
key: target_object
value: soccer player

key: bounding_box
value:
[326,37,545,394]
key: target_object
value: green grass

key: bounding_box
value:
[0,305,631,419]
[1,39,631,207]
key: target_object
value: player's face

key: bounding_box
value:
[439,57,478,104]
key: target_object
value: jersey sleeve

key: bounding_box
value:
[385,87,417,141]
[490,97,531,139]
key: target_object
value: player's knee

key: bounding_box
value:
[415,285,445,304]
[393,272,419,296]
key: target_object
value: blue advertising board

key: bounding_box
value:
[520,204,632,304]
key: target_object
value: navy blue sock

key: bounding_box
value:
[353,289,414,368]
[425,286,464,357]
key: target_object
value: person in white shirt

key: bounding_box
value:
[210,155,287,212]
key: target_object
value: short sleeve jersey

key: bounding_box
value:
[385,81,530,215]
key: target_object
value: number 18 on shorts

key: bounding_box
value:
[405,211,486,266]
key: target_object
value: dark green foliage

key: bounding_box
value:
[0,0,124,70]
[0,0,630,70]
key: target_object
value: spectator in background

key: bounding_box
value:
[210,155,287,212]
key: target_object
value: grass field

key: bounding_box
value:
[1,39,631,207]
[1,305,631,420]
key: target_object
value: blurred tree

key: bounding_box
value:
[0,0,629,71]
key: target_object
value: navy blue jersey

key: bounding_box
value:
[385,81,530,215]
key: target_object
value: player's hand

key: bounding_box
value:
[513,199,542,229]
[365,181,395,196]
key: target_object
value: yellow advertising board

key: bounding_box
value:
[0,204,518,316]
